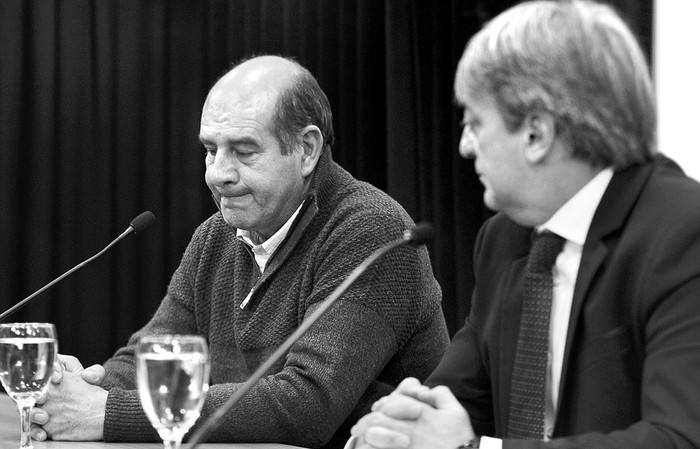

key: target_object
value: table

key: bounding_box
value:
[0,393,303,449]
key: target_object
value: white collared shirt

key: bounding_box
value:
[237,202,304,273]
[538,167,613,440]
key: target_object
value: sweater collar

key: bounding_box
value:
[247,149,333,278]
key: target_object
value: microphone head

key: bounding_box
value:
[130,211,156,234]
[403,222,434,245]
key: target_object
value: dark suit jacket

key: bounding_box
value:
[426,155,700,448]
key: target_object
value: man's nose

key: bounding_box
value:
[207,151,240,186]
[459,127,477,159]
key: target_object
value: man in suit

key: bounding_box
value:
[350,1,700,448]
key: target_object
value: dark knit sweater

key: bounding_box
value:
[101,150,449,448]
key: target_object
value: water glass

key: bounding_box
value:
[136,335,210,449]
[0,322,57,449]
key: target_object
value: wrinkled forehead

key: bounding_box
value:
[201,61,294,126]
[200,82,278,133]
[453,63,489,113]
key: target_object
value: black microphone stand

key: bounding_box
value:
[0,211,155,322]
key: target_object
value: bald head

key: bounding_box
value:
[202,55,334,155]
[207,56,302,106]
[202,56,300,137]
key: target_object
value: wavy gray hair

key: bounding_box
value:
[455,0,656,169]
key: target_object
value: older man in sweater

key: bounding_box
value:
[32,56,449,449]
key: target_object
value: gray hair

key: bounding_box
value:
[455,0,656,169]
[270,59,335,155]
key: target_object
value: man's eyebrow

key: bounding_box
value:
[197,135,261,147]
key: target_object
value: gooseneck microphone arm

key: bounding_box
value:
[185,222,434,449]
[0,211,156,322]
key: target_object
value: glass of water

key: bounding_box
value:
[136,335,210,449]
[0,322,57,449]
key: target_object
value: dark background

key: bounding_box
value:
[0,0,652,366]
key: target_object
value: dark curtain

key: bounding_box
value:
[0,0,653,366]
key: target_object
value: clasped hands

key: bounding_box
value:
[29,366,474,447]
[350,377,476,449]
[30,354,108,441]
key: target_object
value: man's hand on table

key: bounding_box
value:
[31,353,108,441]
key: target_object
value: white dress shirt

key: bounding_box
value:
[237,202,304,308]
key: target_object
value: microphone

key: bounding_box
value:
[185,222,435,448]
[0,211,156,322]
[403,222,434,246]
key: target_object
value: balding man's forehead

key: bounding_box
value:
[203,85,275,115]
[213,56,299,94]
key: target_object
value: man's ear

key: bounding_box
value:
[299,125,324,177]
[523,111,556,164]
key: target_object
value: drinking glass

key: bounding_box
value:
[136,335,210,449]
[0,322,57,449]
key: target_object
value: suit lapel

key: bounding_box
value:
[557,158,657,411]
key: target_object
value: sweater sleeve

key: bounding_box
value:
[101,294,201,441]
[205,301,401,448]
[101,222,205,441]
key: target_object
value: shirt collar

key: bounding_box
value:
[540,168,614,246]
[237,201,305,255]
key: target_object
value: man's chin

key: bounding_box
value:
[220,210,247,229]
[483,192,498,211]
